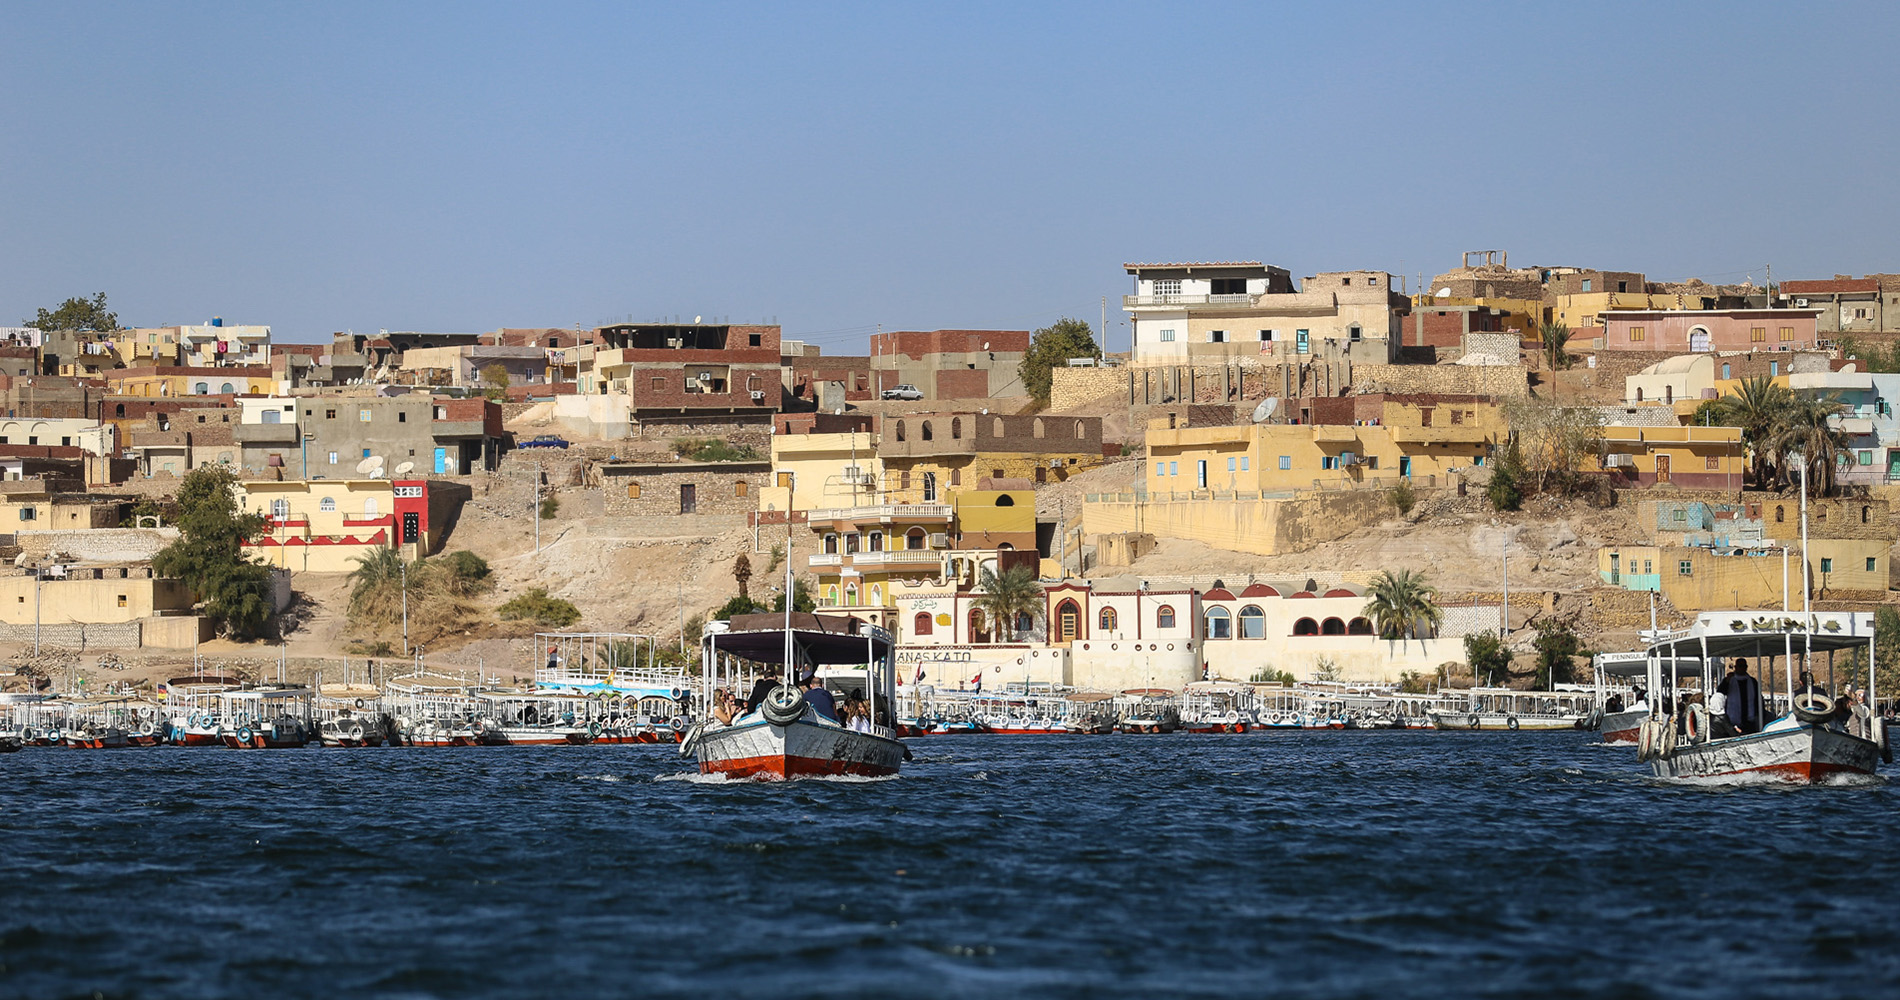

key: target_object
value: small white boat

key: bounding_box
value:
[684,612,907,780]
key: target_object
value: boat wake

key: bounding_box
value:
[575,773,624,783]
[1659,770,1887,790]
[652,770,900,785]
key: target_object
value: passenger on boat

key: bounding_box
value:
[743,665,783,713]
[712,688,738,726]
[800,674,838,722]
[1629,686,1649,714]
[1604,693,1625,714]
[1715,659,1762,734]
[1837,687,1871,738]
[1795,670,1830,699]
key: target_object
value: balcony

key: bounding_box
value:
[1123,293,1256,308]
[807,549,945,570]
[234,422,301,445]
[807,503,953,523]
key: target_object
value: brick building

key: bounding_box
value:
[1600,310,1823,353]
[584,323,783,414]
[1399,305,1509,349]
[868,329,1031,399]
[1778,275,1900,335]
[877,412,1108,501]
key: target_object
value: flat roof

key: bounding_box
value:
[1124,261,1266,272]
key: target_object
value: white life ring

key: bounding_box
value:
[1506,716,1519,731]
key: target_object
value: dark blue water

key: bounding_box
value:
[3,734,1897,999]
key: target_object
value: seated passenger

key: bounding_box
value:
[712,688,738,726]
[744,665,783,713]
[801,674,839,722]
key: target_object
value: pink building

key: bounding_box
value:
[1600,309,1822,353]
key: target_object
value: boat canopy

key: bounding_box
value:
[1642,611,1874,661]
[1594,651,1703,679]
[714,613,893,665]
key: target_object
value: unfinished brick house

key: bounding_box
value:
[585,323,783,414]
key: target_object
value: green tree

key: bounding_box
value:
[1539,319,1572,371]
[1487,438,1524,511]
[1018,317,1101,404]
[714,594,768,620]
[481,364,510,401]
[24,292,118,332]
[150,465,274,639]
[1712,376,1794,488]
[973,564,1043,641]
[1361,569,1443,645]
[1463,633,1513,687]
[1530,617,1583,688]
[770,578,816,614]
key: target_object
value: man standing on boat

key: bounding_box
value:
[744,665,783,714]
[1715,659,1762,734]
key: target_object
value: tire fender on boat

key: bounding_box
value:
[1506,716,1519,731]
[236,726,254,745]
[1659,718,1678,758]
[677,722,702,758]
[760,685,806,727]
[1793,692,1836,724]
[1636,719,1655,761]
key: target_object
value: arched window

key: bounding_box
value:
[1238,605,1265,638]
[1322,617,1346,635]
[319,497,336,513]
[194,382,209,395]
[1156,605,1176,629]
[906,527,926,550]
[1348,617,1375,635]
[969,609,987,643]
[1293,617,1319,636]
[913,612,933,637]
[364,498,378,517]
[922,472,937,501]
[845,583,858,605]
[269,499,290,519]
[1864,506,1872,524]
[993,418,1004,436]
[825,586,839,605]
[996,494,1015,507]
[114,404,125,417]
[1204,606,1231,639]
[869,584,883,606]
[895,420,905,442]
[1075,420,1086,440]
[220,383,234,394]
[1033,418,1045,439]
[921,421,933,441]
[824,533,838,554]
[867,530,884,551]
[951,417,962,439]
[845,532,861,554]
[1099,607,1118,631]
[1776,505,1785,523]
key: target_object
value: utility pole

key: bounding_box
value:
[533,458,542,554]
[1500,533,1510,644]
[1765,262,1773,306]
[33,565,42,655]
[401,557,409,655]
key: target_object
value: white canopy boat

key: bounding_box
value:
[682,612,908,780]
[1631,610,1888,782]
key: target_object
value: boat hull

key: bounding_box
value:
[1430,711,1585,732]
[690,716,905,780]
[1600,708,1646,744]
[1651,723,1881,782]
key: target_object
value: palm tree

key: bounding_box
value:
[973,565,1042,642]
[1361,569,1443,647]
[1712,376,1794,488]
[1539,320,1572,371]
[348,548,406,604]
[1772,392,1854,496]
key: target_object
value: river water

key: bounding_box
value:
[3,733,1897,998]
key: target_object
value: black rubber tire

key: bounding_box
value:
[760,686,807,726]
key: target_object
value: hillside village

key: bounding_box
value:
[6,254,1900,696]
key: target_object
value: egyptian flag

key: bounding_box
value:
[972,672,983,694]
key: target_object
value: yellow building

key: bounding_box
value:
[239,479,440,573]
[805,488,1037,626]
[110,328,185,366]
[1583,426,1745,489]
[1146,398,1502,493]
[1600,541,1886,610]
[0,569,193,625]
[877,412,1107,503]
[758,428,882,515]
[105,366,276,398]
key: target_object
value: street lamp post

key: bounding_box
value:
[400,556,409,655]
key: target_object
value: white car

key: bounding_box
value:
[880,384,924,401]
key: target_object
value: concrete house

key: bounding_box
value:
[1122,261,1407,365]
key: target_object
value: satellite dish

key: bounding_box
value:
[395,461,415,475]
[1250,398,1279,423]
[693,315,702,324]
[354,456,385,476]
[1435,287,1452,298]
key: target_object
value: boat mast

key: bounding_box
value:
[783,476,795,684]
[1800,455,1812,709]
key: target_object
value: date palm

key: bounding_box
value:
[1712,376,1793,488]
[1362,569,1443,647]
[1773,393,1854,496]
[1539,320,1572,371]
[973,565,1042,642]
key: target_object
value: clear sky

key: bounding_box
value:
[4,2,1899,352]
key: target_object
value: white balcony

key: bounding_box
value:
[1123,293,1255,308]
[807,549,944,570]
[807,503,953,522]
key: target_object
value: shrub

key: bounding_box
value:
[1389,479,1416,516]
[1249,667,1297,685]
[498,588,581,626]
[1464,633,1513,686]
[539,496,559,520]
[672,437,761,462]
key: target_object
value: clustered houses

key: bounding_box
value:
[14,249,1900,675]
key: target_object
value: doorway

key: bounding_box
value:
[680,483,697,514]
[1655,454,1671,484]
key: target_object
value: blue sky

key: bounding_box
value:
[4,2,1898,352]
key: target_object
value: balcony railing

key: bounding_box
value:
[807,549,945,570]
[807,503,953,522]
[1123,293,1256,308]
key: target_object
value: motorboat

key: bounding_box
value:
[1629,610,1888,782]
[1426,688,1593,732]
[1114,689,1181,734]
[682,612,908,780]
[217,688,316,749]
